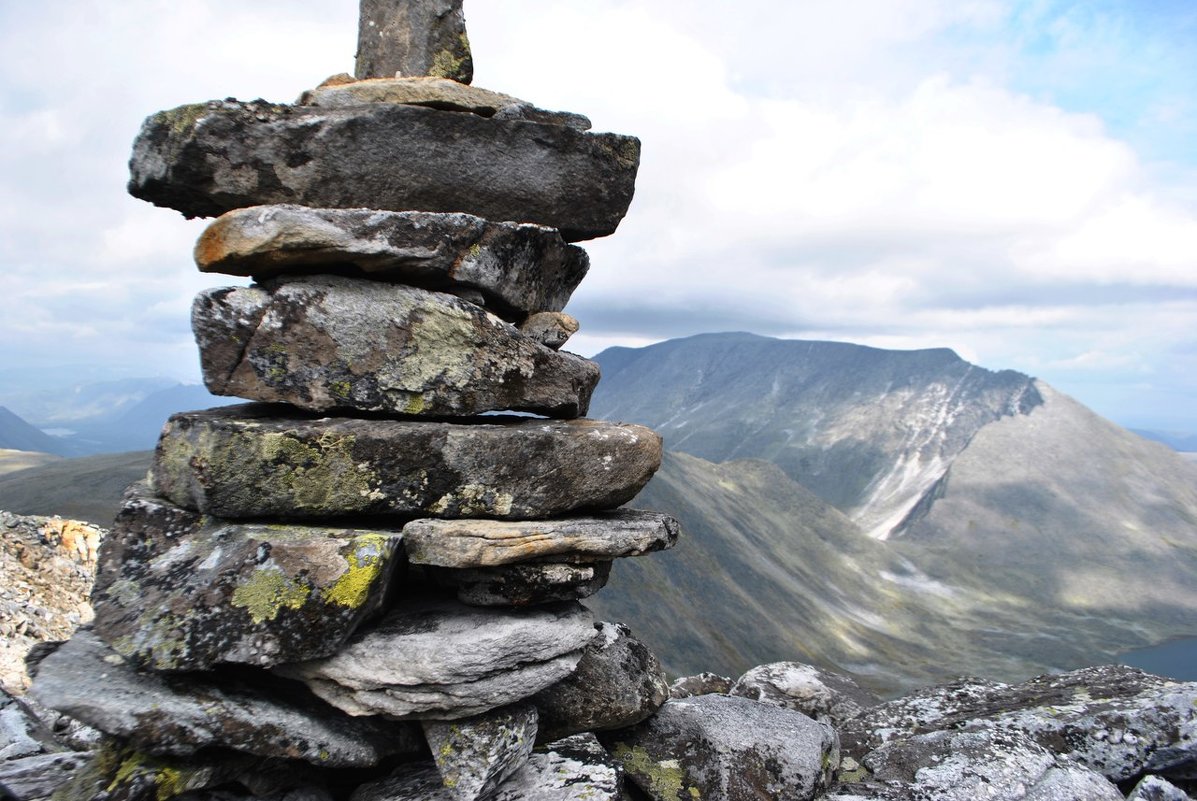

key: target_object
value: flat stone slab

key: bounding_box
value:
[276,599,596,720]
[194,277,598,418]
[421,561,612,607]
[28,630,416,767]
[403,509,679,568]
[151,406,663,521]
[194,207,589,319]
[423,704,538,801]
[128,100,640,242]
[92,485,402,670]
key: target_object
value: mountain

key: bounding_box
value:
[1133,428,1197,452]
[61,384,240,454]
[589,333,1197,692]
[0,407,75,456]
[0,376,178,428]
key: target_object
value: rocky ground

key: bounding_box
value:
[0,511,101,693]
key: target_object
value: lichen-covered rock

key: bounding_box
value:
[402,510,679,568]
[194,207,588,319]
[532,622,668,743]
[150,406,663,521]
[350,734,624,801]
[276,599,596,720]
[730,662,878,726]
[128,100,640,242]
[419,561,612,607]
[604,694,838,801]
[92,486,402,670]
[839,666,1197,783]
[827,728,1123,801]
[193,277,598,418]
[355,0,473,83]
[1127,775,1194,801]
[519,312,580,350]
[422,704,537,801]
[668,673,734,699]
[28,630,417,767]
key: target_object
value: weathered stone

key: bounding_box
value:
[730,661,878,727]
[1128,775,1194,801]
[604,694,838,801]
[421,561,612,607]
[668,673,734,699]
[422,704,537,801]
[0,751,91,801]
[533,622,668,743]
[193,277,598,418]
[151,406,663,521]
[356,0,473,83]
[28,630,416,767]
[297,77,590,130]
[194,207,589,319]
[128,100,640,242]
[827,728,1123,801]
[839,666,1197,783]
[403,510,679,568]
[276,599,596,720]
[519,312,580,350]
[350,734,624,801]
[92,486,402,670]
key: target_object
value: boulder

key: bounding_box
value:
[1127,775,1194,801]
[355,0,472,83]
[0,751,92,801]
[193,277,599,418]
[402,509,680,568]
[419,561,612,607]
[668,673,734,699]
[28,630,417,767]
[151,406,663,521]
[730,662,878,726]
[422,704,537,801]
[519,312,580,350]
[276,599,596,720]
[92,487,402,671]
[839,666,1197,783]
[532,621,668,742]
[827,728,1123,801]
[194,207,588,319]
[128,100,640,242]
[604,694,838,801]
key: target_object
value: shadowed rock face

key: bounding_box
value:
[355,0,473,83]
[128,100,640,242]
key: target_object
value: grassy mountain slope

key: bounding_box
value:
[0,451,152,526]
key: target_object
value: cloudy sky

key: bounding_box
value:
[2,0,1196,431]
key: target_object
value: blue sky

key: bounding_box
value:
[1,0,1196,431]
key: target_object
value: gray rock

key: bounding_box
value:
[0,688,48,760]
[604,694,837,801]
[402,509,679,568]
[276,599,596,720]
[1128,775,1194,801]
[423,704,537,801]
[421,561,612,607]
[839,666,1197,783]
[28,630,417,767]
[0,751,92,801]
[730,662,878,726]
[351,734,624,801]
[356,0,473,83]
[128,100,640,242]
[194,206,588,319]
[92,486,402,671]
[193,277,599,418]
[827,728,1123,801]
[532,622,668,742]
[151,406,663,521]
[668,673,734,699]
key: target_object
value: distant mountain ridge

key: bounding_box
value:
[0,407,74,456]
[591,332,1043,539]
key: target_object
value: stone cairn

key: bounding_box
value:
[27,3,685,799]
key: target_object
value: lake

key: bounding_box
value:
[1119,637,1197,681]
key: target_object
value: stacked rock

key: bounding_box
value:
[29,4,678,800]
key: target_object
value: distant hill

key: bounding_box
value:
[1133,428,1197,453]
[0,451,152,526]
[0,407,75,456]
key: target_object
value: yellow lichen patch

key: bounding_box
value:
[232,567,310,624]
[323,533,394,609]
[257,431,374,511]
[611,743,695,799]
[158,102,209,136]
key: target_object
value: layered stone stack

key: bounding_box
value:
[27,4,682,799]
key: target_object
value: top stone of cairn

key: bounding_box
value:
[356,0,473,83]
